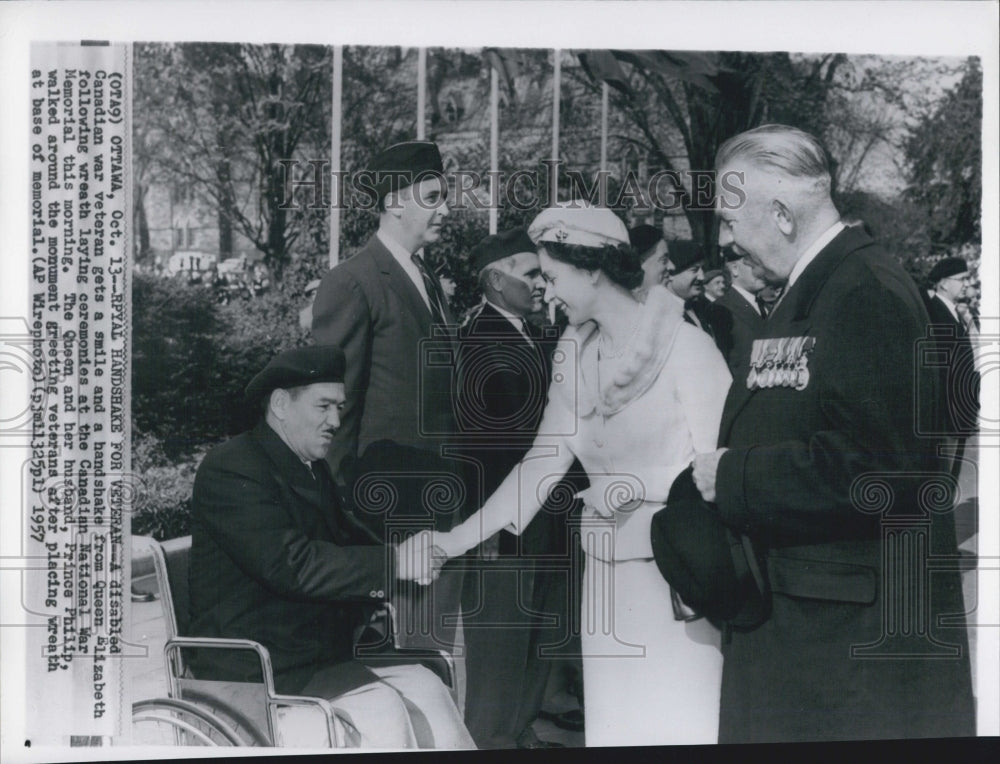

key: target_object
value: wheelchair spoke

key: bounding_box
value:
[132,698,245,746]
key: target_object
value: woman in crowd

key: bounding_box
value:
[414,204,732,745]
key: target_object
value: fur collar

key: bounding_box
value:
[550,285,685,417]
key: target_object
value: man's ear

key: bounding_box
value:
[772,199,795,236]
[489,268,505,292]
[269,388,289,420]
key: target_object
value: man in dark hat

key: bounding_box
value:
[188,346,474,749]
[664,238,732,352]
[694,124,973,743]
[713,248,768,374]
[702,269,729,302]
[311,140,465,652]
[926,256,980,477]
[454,229,576,748]
[628,224,668,291]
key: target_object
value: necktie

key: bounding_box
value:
[411,253,450,325]
[756,295,770,318]
[519,317,536,345]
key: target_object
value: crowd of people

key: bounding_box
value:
[186,124,979,749]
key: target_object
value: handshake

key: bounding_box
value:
[394,530,450,586]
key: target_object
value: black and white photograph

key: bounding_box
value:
[0,1,997,760]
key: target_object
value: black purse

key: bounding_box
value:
[651,466,771,631]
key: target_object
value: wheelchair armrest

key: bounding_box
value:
[354,602,457,691]
[269,693,353,748]
[164,636,279,692]
[166,638,355,747]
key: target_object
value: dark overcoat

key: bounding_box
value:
[925,294,979,435]
[714,226,975,742]
[188,420,390,697]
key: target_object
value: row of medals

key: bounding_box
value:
[747,336,817,391]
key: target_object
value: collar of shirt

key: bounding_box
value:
[485,299,534,343]
[731,284,763,315]
[784,220,846,292]
[376,228,432,310]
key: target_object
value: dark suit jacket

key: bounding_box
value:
[714,227,974,742]
[189,420,390,696]
[455,302,558,555]
[926,294,979,435]
[714,287,766,376]
[311,234,457,482]
[687,294,733,357]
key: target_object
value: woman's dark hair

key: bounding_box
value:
[542,241,644,291]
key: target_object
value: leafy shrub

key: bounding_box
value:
[130,430,203,541]
[132,270,311,458]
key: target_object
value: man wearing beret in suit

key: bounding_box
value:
[311,141,465,652]
[925,256,980,478]
[454,229,576,748]
[693,124,975,743]
[188,346,474,748]
[713,248,768,375]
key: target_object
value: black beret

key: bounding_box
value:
[245,345,346,402]
[650,466,770,630]
[368,140,444,204]
[666,239,706,272]
[628,224,663,262]
[927,256,969,285]
[471,228,537,273]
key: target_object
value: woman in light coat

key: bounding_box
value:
[405,205,732,746]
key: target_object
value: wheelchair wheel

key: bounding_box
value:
[132,697,246,746]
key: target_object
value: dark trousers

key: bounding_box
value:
[460,553,571,748]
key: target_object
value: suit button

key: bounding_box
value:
[369,590,378,598]
[377,590,385,598]
[594,439,604,448]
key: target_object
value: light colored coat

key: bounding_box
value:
[441,284,732,562]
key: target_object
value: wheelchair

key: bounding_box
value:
[131,535,456,747]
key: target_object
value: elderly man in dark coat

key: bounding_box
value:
[454,229,577,749]
[925,256,980,478]
[713,248,768,374]
[188,345,474,749]
[693,124,975,743]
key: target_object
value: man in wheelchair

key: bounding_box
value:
[187,345,475,748]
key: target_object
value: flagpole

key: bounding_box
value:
[489,66,499,235]
[551,48,561,203]
[417,48,427,140]
[330,45,343,267]
[600,81,609,175]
